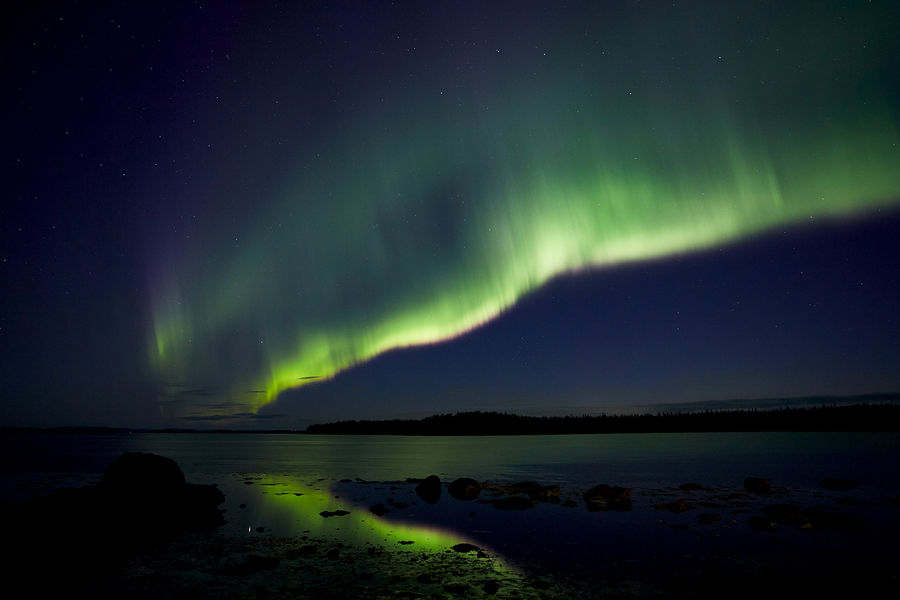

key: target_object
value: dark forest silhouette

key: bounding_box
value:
[305,403,900,435]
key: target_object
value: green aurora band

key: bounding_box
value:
[149,3,900,419]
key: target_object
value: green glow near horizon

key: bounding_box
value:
[148,3,900,419]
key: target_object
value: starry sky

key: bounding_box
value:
[3,1,899,429]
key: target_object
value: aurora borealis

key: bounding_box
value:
[4,1,900,428]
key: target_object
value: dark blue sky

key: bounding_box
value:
[2,1,899,429]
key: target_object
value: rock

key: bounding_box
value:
[94,452,227,532]
[102,452,186,489]
[415,475,442,504]
[744,477,771,493]
[529,485,560,503]
[583,484,633,511]
[319,510,350,518]
[448,478,481,500]
[12,477,224,584]
[491,496,535,511]
[182,483,227,528]
[678,483,704,491]
[491,481,561,502]
[369,503,390,516]
[484,580,500,595]
[452,543,481,553]
[821,478,861,489]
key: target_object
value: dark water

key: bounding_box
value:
[3,432,899,588]
[2,431,898,491]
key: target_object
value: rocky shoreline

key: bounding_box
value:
[3,453,897,598]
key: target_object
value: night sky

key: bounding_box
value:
[3,1,899,429]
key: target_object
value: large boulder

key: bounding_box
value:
[103,451,186,489]
[98,452,225,531]
[2,452,225,588]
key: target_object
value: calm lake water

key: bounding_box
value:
[3,431,899,493]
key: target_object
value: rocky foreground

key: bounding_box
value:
[3,454,898,598]
[0,452,225,588]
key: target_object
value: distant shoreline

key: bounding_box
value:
[3,400,899,435]
[306,403,900,435]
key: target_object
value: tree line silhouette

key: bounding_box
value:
[305,403,900,435]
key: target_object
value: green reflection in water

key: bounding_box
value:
[233,476,519,574]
